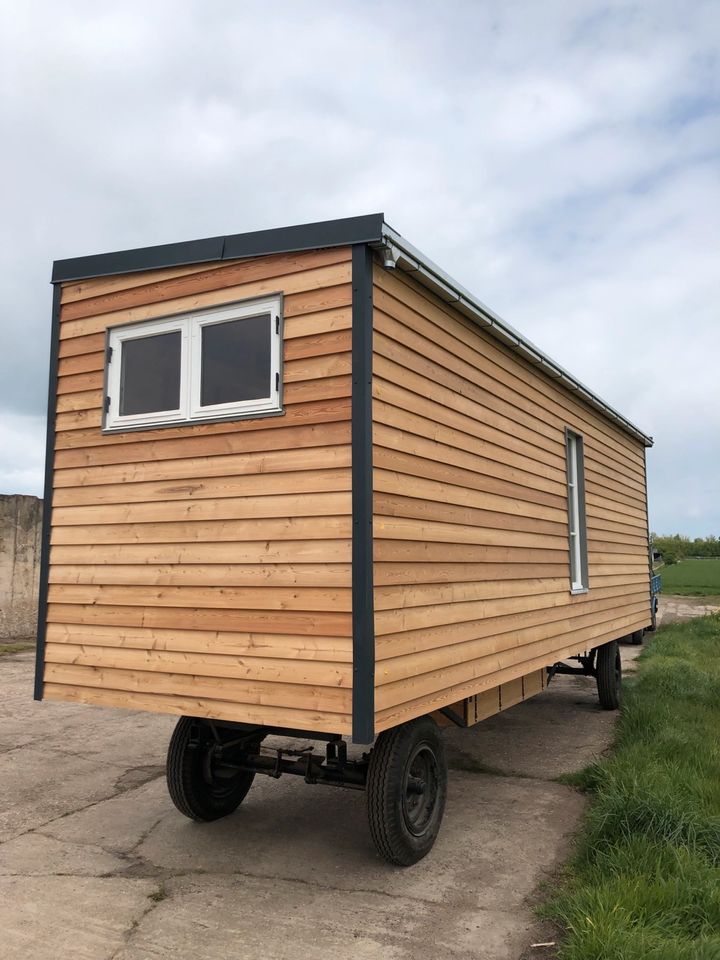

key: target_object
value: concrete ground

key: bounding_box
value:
[0,596,711,960]
[2,646,653,960]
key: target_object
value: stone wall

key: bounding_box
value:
[0,495,43,640]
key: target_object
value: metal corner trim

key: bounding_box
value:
[34,284,62,700]
[642,447,654,621]
[351,244,375,744]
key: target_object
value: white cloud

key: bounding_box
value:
[0,414,45,497]
[0,0,718,533]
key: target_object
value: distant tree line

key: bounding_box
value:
[652,534,720,565]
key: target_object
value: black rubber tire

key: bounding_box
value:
[596,640,622,710]
[647,599,658,632]
[166,716,256,821]
[629,629,644,645]
[366,716,447,866]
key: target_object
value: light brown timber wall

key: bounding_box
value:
[42,247,354,734]
[371,264,650,733]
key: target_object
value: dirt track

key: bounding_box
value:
[656,594,720,625]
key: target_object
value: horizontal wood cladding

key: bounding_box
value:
[44,643,351,688]
[372,264,650,729]
[49,562,353,587]
[50,516,352,545]
[43,247,354,733]
[44,684,352,734]
[375,608,643,733]
[373,274,645,467]
[46,622,352,661]
[50,540,352,565]
[58,261,352,340]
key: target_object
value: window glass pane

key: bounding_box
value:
[120,331,181,416]
[566,430,587,590]
[201,314,271,407]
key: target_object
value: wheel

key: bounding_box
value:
[366,715,447,866]
[596,640,622,710]
[629,629,644,645]
[166,716,257,821]
[647,598,658,632]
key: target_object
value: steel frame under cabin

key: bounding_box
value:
[36,214,655,864]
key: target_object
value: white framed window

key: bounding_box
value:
[566,429,589,593]
[104,296,282,431]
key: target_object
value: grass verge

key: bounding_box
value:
[544,614,720,959]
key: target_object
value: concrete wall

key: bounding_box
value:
[0,495,43,640]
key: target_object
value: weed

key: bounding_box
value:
[0,642,35,656]
[148,883,167,903]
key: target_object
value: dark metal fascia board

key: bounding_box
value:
[223,213,384,262]
[52,236,226,284]
[350,244,375,745]
[34,284,62,699]
[377,223,654,448]
[51,213,385,283]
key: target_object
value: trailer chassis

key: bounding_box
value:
[547,638,622,709]
[165,638,624,865]
[190,719,369,791]
[167,712,447,866]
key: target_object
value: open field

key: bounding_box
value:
[657,558,720,597]
[545,614,720,959]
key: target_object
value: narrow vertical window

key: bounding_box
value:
[566,429,588,592]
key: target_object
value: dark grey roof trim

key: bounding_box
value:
[50,211,652,446]
[52,213,385,284]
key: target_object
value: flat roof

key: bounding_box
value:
[52,213,652,446]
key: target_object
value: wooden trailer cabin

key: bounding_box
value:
[36,214,654,864]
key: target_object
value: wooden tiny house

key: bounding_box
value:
[37,214,654,863]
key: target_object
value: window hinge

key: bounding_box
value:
[275,315,280,334]
[275,372,280,392]
[104,396,111,413]
[106,346,113,364]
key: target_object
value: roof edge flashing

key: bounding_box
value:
[52,212,385,284]
[48,211,651,447]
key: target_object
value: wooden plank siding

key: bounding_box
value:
[41,247,355,734]
[371,264,650,733]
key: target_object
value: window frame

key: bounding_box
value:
[565,428,589,594]
[103,295,283,433]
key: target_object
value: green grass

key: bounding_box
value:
[0,641,35,656]
[544,615,720,959]
[659,559,720,598]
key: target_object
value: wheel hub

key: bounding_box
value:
[402,743,439,837]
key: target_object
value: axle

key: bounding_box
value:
[208,737,369,791]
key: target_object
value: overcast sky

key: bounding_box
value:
[1,0,718,536]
